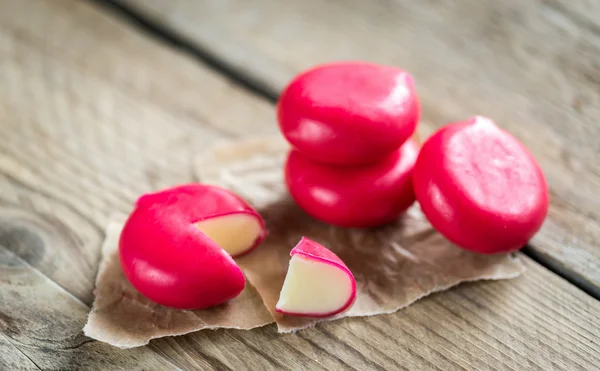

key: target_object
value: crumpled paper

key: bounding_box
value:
[83,218,274,349]
[84,137,525,346]
[194,137,525,332]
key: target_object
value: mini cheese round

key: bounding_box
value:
[119,184,267,309]
[277,62,420,165]
[285,138,419,228]
[413,116,549,254]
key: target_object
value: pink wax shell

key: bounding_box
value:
[277,61,420,166]
[119,184,267,309]
[413,116,549,254]
[285,138,419,228]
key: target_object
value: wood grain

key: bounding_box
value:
[0,333,40,371]
[0,0,599,369]
[117,0,600,294]
[0,0,272,368]
[0,246,178,370]
[0,0,275,304]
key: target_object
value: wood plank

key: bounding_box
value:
[89,256,600,370]
[0,0,273,368]
[0,246,178,370]
[117,0,600,294]
[0,333,41,371]
[1,0,599,369]
[0,0,275,305]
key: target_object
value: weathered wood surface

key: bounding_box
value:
[0,246,178,370]
[0,0,271,369]
[0,0,599,369]
[0,332,41,371]
[117,0,600,295]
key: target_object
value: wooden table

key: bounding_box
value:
[1,0,599,369]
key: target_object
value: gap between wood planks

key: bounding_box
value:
[88,0,600,301]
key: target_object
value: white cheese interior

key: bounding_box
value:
[196,213,262,256]
[276,254,352,314]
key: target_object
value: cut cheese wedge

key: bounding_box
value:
[276,237,356,317]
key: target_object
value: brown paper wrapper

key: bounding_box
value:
[194,137,525,332]
[83,217,274,349]
[84,136,525,347]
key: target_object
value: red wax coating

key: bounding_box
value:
[277,61,420,165]
[285,138,419,228]
[413,116,549,254]
[119,184,266,309]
